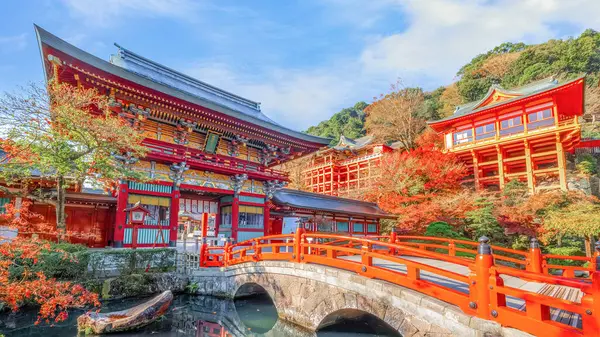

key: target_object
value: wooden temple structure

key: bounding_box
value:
[428,77,585,193]
[302,135,399,198]
[0,26,392,248]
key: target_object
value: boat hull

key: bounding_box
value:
[77,290,173,334]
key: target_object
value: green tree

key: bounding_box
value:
[455,30,600,108]
[575,153,598,175]
[0,81,148,237]
[465,198,505,243]
[425,221,462,239]
[457,42,527,101]
[305,102,367,145]
[544,197,600,257]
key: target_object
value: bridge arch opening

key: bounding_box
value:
[317,309,402,337]
[234,282,278,333]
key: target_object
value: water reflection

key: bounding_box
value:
[0,294,401,337]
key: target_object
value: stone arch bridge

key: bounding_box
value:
[182,233,600,337]
[189,261,527,337]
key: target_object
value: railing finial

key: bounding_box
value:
[530,237,540,249]
[478,236,491,255]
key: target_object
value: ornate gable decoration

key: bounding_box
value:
[474,87,521,110]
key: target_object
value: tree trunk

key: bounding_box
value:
[56,175,67,242]
[585,235,593,258]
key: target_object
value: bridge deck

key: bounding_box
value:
[341,255,583,328]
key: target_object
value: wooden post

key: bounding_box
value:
[495,120,500,140]
[581,269,600,332]
[199,237,208,268]
[448,240,456,257]
[556,135,567,191]
[294,225,305,263]
[527,238,543,274]
[361,241,373,271]
[591,241,600,272]
[223,238,231,267]
[389,228,397,255]
[263,200,270,236]
[524,140,535,194]
[113,180,128,248]
[169,189,180,247]
[496,145,505,190]
[231,195,239,241]
[254,238,261,260]
[469,236,494,318]
[471,150,480,191]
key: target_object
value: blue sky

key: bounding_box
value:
[1,0,599,131]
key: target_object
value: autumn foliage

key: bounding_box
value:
[0,81,147,235]
[366,144,468,232]
[0,202,99,324]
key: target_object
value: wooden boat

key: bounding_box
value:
[77,290,173,334]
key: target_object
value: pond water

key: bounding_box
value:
[0,294,401,337]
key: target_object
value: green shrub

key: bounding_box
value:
[546,246,586,266]
[425,222,461,238]
[8,242,90,281]
[576,153,598,175]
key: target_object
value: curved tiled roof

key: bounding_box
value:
[272,188,395,219]
[428,76,582,125]
[34,25,331,146]
[333,135,375,150]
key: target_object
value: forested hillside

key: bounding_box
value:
[304,29,600,141]
[305,102,367,145]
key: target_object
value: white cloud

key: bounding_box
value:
[0,34,27,53]
[60,0,199,26]
[359,0,600,84]
[58,0,600,130]
[185,62,357,130]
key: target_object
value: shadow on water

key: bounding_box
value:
[317,309,402,337]
[234,292,278,334]
[0,293,401,337]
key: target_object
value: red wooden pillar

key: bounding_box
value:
[113,180,128,248]
[263,201,270,236]
[169,190,180,247]
[201,213,209,237]
[527,238,543,274]
[231,196,239,242]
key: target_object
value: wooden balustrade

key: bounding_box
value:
[142,138,289,180]
[194,232,600,336]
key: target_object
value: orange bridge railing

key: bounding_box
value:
[195,230,600,337]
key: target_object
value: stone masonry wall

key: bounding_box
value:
[188,261,533,337]
[87,248,177,278]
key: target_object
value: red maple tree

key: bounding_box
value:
[0,201,100,324]
[366,144,468,233]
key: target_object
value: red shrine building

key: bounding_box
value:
[428,77,585,194]
[302,135,400,198]
[0,26,391,248]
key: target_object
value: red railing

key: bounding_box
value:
[143,138,289,180]
[393,235,597,278]
[196,231,600,337]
